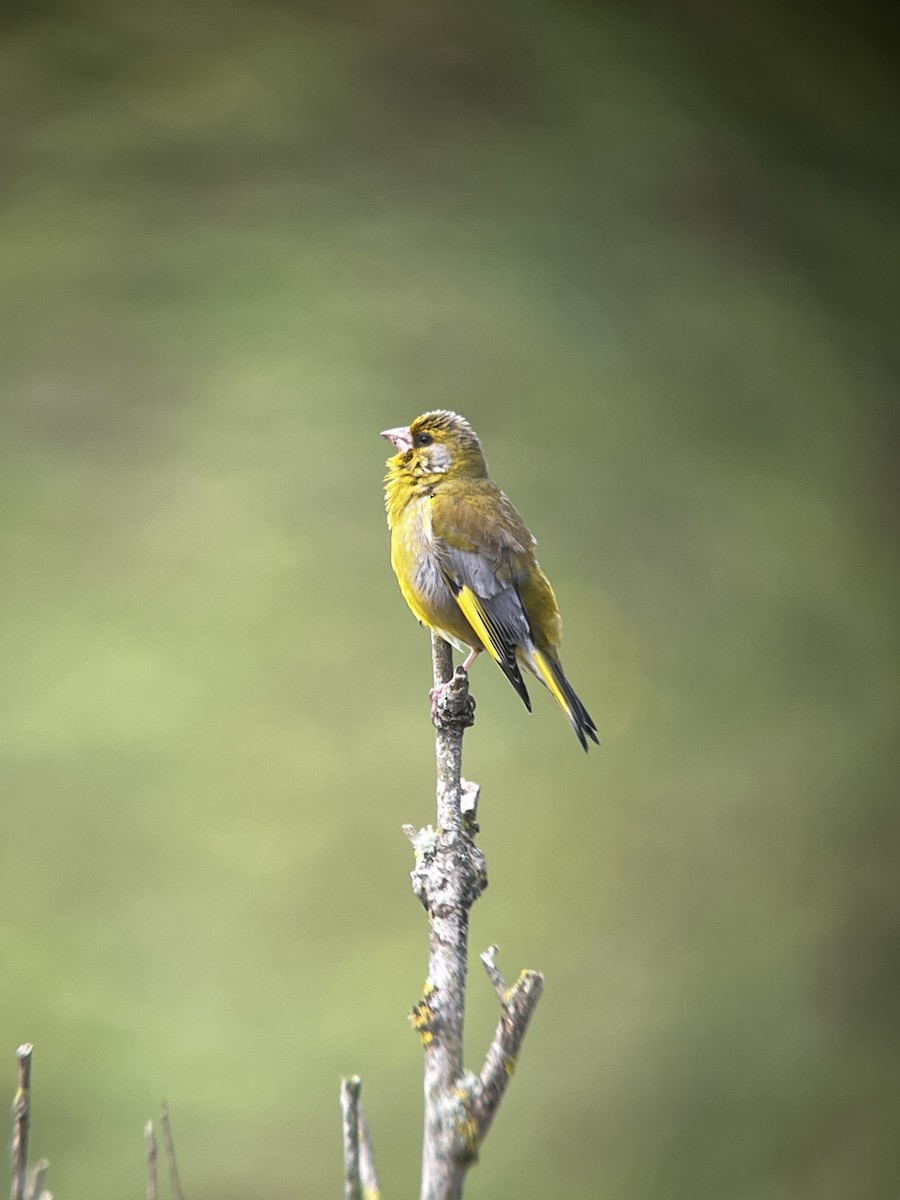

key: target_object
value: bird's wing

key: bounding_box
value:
[431,490,535,709]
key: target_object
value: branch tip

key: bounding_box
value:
[480,945,507,999]
[11,1043,34,1200]
[340,1075,379,1200]
[24,1158,49,1200]
[144,1120,158,1200]
[159,1102,185,1200]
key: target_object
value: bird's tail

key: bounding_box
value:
[528,649,600,752]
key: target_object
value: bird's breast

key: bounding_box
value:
[391,493,439,593]
[389,493,478,650]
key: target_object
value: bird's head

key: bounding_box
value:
[381,410,488,482]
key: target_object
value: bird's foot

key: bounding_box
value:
[430,666,476,731]
[429,684,446,724]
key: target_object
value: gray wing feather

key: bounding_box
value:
[437,545,533,649]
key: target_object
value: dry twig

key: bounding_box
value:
[356,1096,380,1200]
[340,1076,361,1200]
[472,947,544,1139]
[144,1120,158,1200]
[24,1158,48,1200]
[406,634,543,1200]
[159,1104,185,1200]
[340,1076,380,1200]
[10,1045,33,1200]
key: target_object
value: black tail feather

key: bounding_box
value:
[547,656,600,752]
[498,656,532,712]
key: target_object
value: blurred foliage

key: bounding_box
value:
[1,0,898,1197]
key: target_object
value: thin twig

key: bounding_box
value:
[472,949,544,1141]
[356,1097,380,1200]
[159,1103,185,1200]
[340,1076,362,1200]
[480,945,506,1000]
[24,1159,48,1200]
[144,1121,158,1200]
[10,1044,33,1200]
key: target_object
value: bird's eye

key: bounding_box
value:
[416,432,433,446]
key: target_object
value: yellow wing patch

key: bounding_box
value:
[454,586,571,723]
[530,649,573,721]
[455,586,507,665]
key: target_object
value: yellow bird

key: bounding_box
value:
[382,410,599,750]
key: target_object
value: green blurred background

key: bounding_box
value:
[2,1,898,1196]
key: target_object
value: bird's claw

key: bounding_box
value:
[429,670,476,730]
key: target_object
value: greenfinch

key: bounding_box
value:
[382,410,598,751]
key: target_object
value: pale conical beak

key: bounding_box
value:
[381,425,413,452]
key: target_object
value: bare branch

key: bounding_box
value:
[409,638,487,1200]
[159,1104,185,1200]
[412,640,487,1197]
[340,1076,362,1200]
[431,631,454,693]
[405,635,546,1198]
[356,1097,380,1200]
[10,1044,33,1200]
[144,1121,158,1200]
[472,951,544,1141]
[341,1078,379,1200]
[24,1159,48,1200]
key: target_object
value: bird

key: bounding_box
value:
[382,410,599,750]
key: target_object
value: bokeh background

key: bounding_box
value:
[2,1,898,1196]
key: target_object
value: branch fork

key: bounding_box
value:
[471,948,544,1139]
[342,633,543,1200]
[414,635,544,1200]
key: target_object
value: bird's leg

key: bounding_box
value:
[461,647,481,672]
